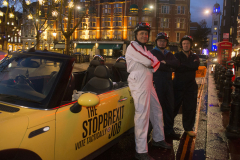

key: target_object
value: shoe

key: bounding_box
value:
[186,131,196,137]
[151,140,172,149]
[135,152,155,160]
[165,132,181,140]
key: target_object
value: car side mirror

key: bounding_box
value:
[70,93,100,113]
[78,93,100,106]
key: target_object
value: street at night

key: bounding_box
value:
[1,0,240,159]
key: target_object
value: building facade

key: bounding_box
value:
[221,0,239,56]
[0,7,22,51]
[21,0,190,56]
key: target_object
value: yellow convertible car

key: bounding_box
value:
[0,50,134,160]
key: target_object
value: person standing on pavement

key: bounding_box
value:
[235,54,240,71]
[126,23,172,160]
[151,32,180,139]
[173,35,200,137]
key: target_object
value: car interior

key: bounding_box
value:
[62,56,129,102]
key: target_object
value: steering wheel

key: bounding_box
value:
[15,75,34,88]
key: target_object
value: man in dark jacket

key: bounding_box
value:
[151,32,180,139]
[173,35,200,137]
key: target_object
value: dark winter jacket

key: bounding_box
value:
[151,47,180,81]
[173,51,200,91]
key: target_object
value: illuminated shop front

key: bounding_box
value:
[98,43,122,57]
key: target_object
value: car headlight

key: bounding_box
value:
[213,58,217,62]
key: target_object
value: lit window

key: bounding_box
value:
[128,16,138,27]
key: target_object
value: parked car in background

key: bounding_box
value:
[198,54,208,67]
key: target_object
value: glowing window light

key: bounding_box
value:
[0,11,3,16]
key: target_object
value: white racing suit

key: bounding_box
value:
[126,41,164,153]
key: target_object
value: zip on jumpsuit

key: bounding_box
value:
[126,41,164,154]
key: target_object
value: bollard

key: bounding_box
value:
[218,67,226,98]
[216,65,224,90]
[226,77,240,139]
[214,63,219,83]
[220,69,233,111]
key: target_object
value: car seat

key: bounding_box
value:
[82,65,113,94]
[81,55,104,89]
[112,56,129,82]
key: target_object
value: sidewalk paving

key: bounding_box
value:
[207,64,240,160]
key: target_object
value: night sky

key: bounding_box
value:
[190,0,224,27]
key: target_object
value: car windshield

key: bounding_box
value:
[198,55,208,59]
[0,54,63,106]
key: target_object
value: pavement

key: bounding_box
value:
[207,63,240,160]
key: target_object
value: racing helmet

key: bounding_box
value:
[180,35,193,48]
[133,22,151,35]
[155,32,169,45]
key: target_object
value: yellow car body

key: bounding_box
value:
[0,52,134,160]
[0,88,134,160]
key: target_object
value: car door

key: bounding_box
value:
[55,86,134,160]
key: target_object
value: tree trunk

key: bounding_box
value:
[65,37,70,55]
[36,33,40,50]
[3,40,8,51]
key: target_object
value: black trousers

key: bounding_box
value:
[173,83,198,131]
[154,79,175,134]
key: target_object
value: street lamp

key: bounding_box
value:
[52,30,57,37]
[204,10,210,14]
[68,1,74,8]
[9,13,14,18]
[28,14,33,19]
[52,10,58,17]
[195,43,197,47]
[26,0,31,5]
[3,0,8,6]
[39,0,45,5]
